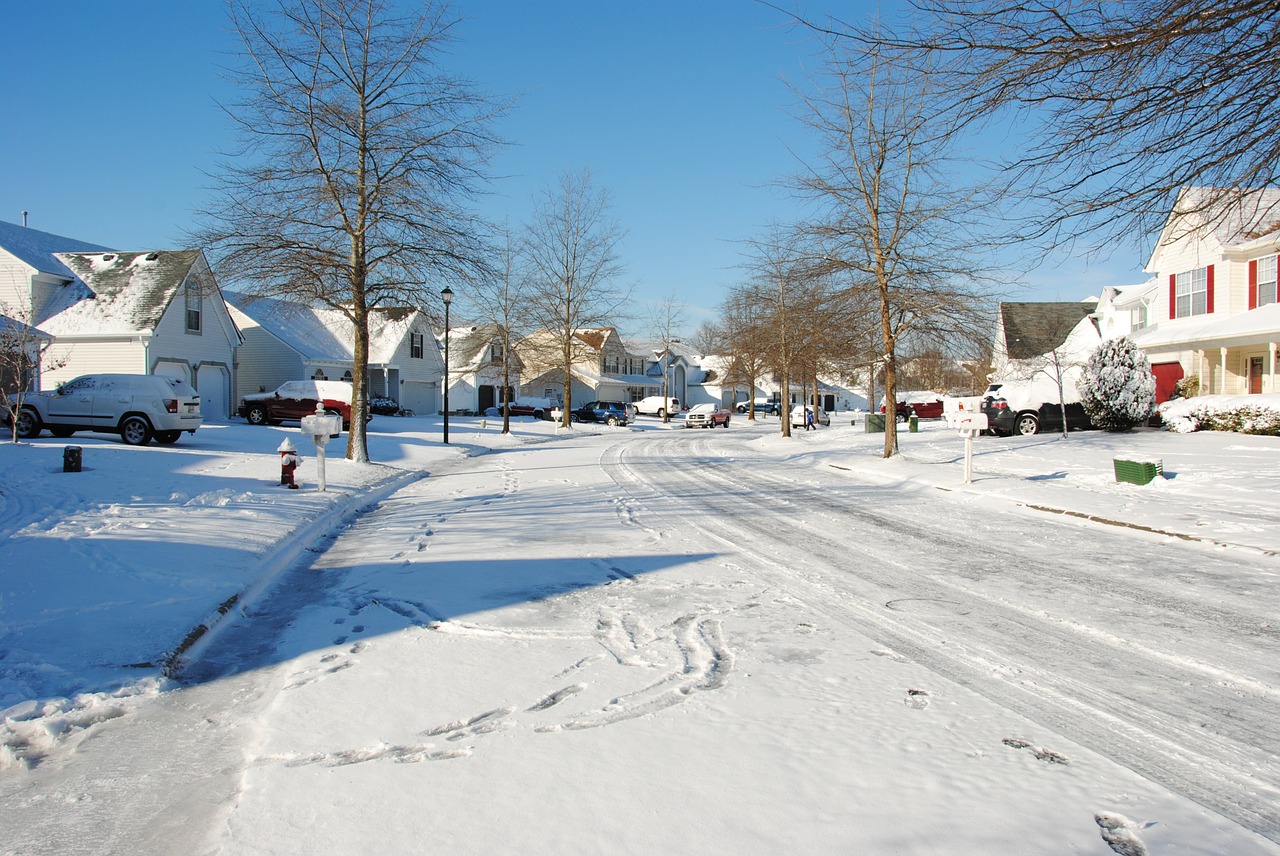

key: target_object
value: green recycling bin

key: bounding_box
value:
[909,415,919,433]
[865,413,886,433]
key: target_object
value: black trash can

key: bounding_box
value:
[63,446,82,473]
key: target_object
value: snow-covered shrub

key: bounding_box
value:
[1173,375,1199,399]
[1158,394,1280,434]
[1079,337,1156,432]
[370,396,402,416]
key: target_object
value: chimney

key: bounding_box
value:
[22,211,28,227]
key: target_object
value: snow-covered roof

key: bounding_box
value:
[0,220,113,281]
[999,301,1099,360]
[227,293,428,365]
[0,313,52,342]
[43,250,202,336]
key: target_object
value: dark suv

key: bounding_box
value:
[570,400,630,426]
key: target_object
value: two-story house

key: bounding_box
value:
[0,220,242,419]
[439,324,524,415]
[517,327,650,405]
[1131,186,1280,400]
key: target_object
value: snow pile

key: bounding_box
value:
[1159,393,1280,434]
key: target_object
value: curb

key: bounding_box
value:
[162,467,428,677]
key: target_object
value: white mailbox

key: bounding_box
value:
[300,404,343,491]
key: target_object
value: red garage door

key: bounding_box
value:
[1152,362,1184,403]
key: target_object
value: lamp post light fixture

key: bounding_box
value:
[441,286,454,445]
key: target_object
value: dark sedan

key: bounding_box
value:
[983,397,1095,436]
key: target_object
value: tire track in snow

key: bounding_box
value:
[601,431,1280,842]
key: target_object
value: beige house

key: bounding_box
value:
[1130,187,1280,400]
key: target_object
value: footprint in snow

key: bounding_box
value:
[1095,812,1149,856]
[1003,737,1069,765]
[904,689,930,709]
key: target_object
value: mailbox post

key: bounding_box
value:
[944,397,988,485]
[300,403,343,492]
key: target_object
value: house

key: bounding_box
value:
[991,301,1100,381]
[516,327,651,405]
[439,324,524,414]
[0,314,53,397]
[0,220,242,419]
[226,294,443,415]
[1126,186,1280,400]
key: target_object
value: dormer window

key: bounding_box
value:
[185,281,202,333]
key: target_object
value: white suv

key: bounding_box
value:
[633,396,681,417]
[10,374,203,445]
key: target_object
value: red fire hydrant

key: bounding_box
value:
[278,437,300,489]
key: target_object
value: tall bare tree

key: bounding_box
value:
[466,222,528,435]
[198,0,503,462]
[521,170,628,428]
[808,1,1280,246]
[647,293,687,424]
[719,285,775,420]
[790,39,993,457]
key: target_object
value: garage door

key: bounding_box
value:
[197,365,229,421]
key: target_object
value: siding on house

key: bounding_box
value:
[43,341,147,388]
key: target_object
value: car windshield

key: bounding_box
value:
[690,404,714,414]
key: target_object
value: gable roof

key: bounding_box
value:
[999,301,1098,360]
[0,220,113,280]
[43,250,203,335]
[226,292,431,365]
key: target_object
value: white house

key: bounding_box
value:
[516,327,651,406]
[1127,186,1280,400]
[0,220,242,419]
[226,294,443,415]
[439,324,524,414]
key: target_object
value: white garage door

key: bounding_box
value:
[197,366,229,421]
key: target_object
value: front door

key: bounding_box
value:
[1250,356,1264,394]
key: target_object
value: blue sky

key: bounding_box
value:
[0,1,1148,335]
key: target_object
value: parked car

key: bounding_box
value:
[981,382,1095,436]
[569,400,630,426]
[239,380,370,430]
[734,399,782,415]
[882,393,946,422]
[683,403,732,429]
[633,395,682,417]
[790,405,831,427]
[8,373,203,445]
[490,402,547,419]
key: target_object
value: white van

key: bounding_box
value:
[633,396,681,417]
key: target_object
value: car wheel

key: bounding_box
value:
[120,415,153,446]
[1015,412,1040,436]
[16,408,41,439]
[50,427,76,438]
[607,415,620,427]
[246,405,268,426]
[896,411,909,424]
[155,431,181,444]
[722,418,730,427]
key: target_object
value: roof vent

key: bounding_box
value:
[101,253,116,262]
[145,252,160,261]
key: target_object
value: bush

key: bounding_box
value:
[1183,404,1280,436]
[1172,375,1199,399]
[1079,337,1156,432]
[370,396,403,416]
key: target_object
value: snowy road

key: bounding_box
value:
[5,420,1279,854]
[605,429,1280,841]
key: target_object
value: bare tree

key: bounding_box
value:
[647,293,686,424]
[790,38,994,457]
[521,170,628,427]
[806,1,1280,246]
[466,222,528,434]
[718,285,775,419]
[0,303,64,443]
[197,0,503,462]
[993,302,1100,438]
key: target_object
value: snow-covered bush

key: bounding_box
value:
[1079,337,1156,432]
[370,396,403,416]
[1158,394,1280,434]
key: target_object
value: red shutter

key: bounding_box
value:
[1169,274,1177,319]
[1206,264,1215,313]
[1249,259,1259,310]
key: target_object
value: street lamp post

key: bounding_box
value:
[441,286,453,445]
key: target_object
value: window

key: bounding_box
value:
[185,281,202,332]
[410,332,424,359]
[1131,302,1149,330]
[1259,255,1278,307]
[1174,268,1208,318]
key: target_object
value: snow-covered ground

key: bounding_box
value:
[2,406,1278,854]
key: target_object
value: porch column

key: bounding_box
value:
[1220,347,1228,395]
[1271,343,1278,394]
[1195,350,1206,394]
